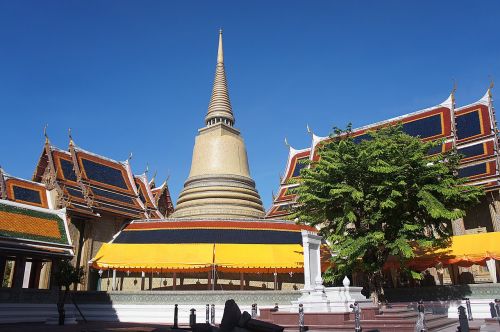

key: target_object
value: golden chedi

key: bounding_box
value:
[172,30,265,219]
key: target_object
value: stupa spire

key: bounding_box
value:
[205,29,235,126]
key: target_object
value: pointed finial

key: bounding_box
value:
[44,124,49,143]
[306,124,314,137]
[144,163,149,175]
[68,128,74,146]
[217,28,224,64]
[451,79,457,105]
[284,137,290,147]
[151,170,157,183]
[488,77,495,98]
[127,152,133,161]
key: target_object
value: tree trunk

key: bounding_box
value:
[57,287,67,325]
[368,270,386,304]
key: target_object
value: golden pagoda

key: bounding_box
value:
[172,30,265,219]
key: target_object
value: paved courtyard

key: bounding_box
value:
[0,321,177,332]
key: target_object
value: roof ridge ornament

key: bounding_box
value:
[306,124,314,137]
[450,79,457,106]
[43,124,49,144]
[68,128,74,146]
[489,77,494,98]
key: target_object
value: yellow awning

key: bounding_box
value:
[214,244,304,273]
[92,243,215,272]
[386,232,500,270]
[92,243,307,273]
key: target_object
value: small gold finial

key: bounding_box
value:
[68,128,74,146]
[451,79,457,104]
[44,124,49,143]
[284,137,290,147]
[217,28,224,64]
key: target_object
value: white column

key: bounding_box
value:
[112,269,117,291]
[486,258,497,283]
[301,230,323,291]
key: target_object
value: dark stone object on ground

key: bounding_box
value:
[220,300,242,332]
[219,299,284,332]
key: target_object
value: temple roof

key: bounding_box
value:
[0,168,49,209]
[0,199,73,257]
[266,88,500,218]
[30,136,172,219]
[205,29,234,125]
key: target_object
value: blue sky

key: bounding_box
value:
[1,1,499,209]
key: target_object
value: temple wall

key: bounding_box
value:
[97,271,305,292]
[73,214,127,291]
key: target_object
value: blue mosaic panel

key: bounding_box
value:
[92,187,135,204]
[456,111,482,140]
[427,144,443,156]
[60,159,77,182]
[458,144,485,159]
[352,133,371,144]
[12,186,42,204]
[292,158,308,177]
[402,114,443,139]
[137,186,147,204]
[81,159,128,189]
[66,187,84,199]
[458,163,487,178]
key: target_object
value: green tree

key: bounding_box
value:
[291,125,483,302]
[53,259,84,325]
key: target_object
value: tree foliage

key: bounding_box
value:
[291,125,483,300]
[54,259,85,290]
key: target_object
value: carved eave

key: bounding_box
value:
[69,140,95,209]
[152,181,174,217]
[0,167,7,200]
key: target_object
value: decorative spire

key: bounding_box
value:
[68,128,74,146]
[44,124,49,144]
[205,29,235,127]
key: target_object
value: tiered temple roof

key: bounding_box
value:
[0,199,73,257]
[30,137,174,219]
[267,87,499,218]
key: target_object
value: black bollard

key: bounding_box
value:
[211,304,215,325]
[189,308,196,327]
[463,298,473,321]
[206,304,210,324]
[298,303,305,332]
[415,300,426,332]
[458,306,469,332]
[495,299,500,318]
[350,302,361,332]
[173,304,179,329]
[251,303,257,318]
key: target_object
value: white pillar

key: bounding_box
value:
[301,230,323,291]
[486,258,497,283]
[112,269,117,290]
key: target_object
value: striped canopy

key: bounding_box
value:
[91,220,320,273]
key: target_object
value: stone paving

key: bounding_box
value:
[0,321,176,332]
